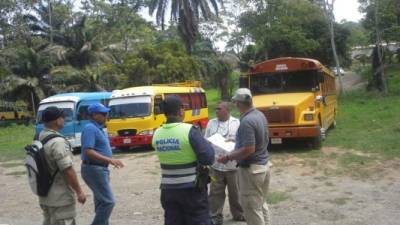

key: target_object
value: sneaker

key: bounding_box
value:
[233,215,246,221]
[211,215,223,225]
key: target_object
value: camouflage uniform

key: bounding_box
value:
[38,128,76,225]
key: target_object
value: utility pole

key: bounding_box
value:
[48,0,53,44]
[374,0,388,94]
[324,0,344,95]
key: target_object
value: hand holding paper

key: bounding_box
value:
[207,133,235,153]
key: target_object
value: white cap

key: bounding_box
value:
[232,88,252,102]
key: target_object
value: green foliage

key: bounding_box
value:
[119,41,201,86]
[148,0,222,52]
[324,68,400,158]
[341,21,370,47]
[359,0,400,43]
[238,0,351,68]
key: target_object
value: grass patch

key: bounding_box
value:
[0,162,22,168]
[338,153,373,168]
[267,191,290,204]
[206,88,240,118]
[5,170,27,176]
[325,68,400,158]
[325,181,335,187]
[0,124,34,162]
[327,197,351,206]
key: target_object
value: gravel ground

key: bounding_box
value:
[2,72,397,225]
[1,147,399,225]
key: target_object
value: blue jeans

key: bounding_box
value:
[81,164,115,225]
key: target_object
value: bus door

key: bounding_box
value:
[153,95,166,126]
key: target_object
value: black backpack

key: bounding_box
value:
[24,134,63,197]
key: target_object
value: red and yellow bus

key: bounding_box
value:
[107,81,209,149]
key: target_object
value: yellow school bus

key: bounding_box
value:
[107,81,208,149]
[240,57,337,148]
[0,102,32,120]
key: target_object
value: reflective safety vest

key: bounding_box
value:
[152,122,197,189]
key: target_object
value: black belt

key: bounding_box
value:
[82,160,109,168]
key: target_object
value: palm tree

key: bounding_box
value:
[0,48,54,112]
[43,16,115,69]
[50,65,119,92]
[149,0,223,53]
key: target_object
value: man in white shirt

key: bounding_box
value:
[205,101,244,225]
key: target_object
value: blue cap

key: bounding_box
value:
[88,103,110,114]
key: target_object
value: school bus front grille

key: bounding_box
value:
[261,107,295,124]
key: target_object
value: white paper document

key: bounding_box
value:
[206,133,235,153]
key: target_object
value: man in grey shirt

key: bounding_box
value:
[218,88,271,225]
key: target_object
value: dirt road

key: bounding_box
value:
[1,147,399,225]
[336,71,364,91]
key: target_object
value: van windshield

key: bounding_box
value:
[250,71,319,94]
[108,96,151,119]
[37,102,75,123]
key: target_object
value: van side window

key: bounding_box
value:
[77,106,89,120]
[154,95,163,115]
[101,99,110,106]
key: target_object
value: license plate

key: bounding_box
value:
[271,138,282,144]
[123,138,131,144]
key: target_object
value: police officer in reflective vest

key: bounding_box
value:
[152,95,215,225]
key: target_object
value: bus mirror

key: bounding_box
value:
[315,95,323,102]
[239,76,249,88]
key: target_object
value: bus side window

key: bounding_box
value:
[200,93,207,108]
[154,95,163,115]
[190,93,201,110]
[179,94,191,110]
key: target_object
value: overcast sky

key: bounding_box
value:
[334,0,363,22]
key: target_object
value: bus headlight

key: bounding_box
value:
[138,129,154,135]
[304,114,314,121]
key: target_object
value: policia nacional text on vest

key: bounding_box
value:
[153,122,209,189]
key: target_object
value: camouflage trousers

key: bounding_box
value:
[40,204,76,225]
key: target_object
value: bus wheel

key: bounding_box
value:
[330,119,337,129]
[311,123,323,150]
[0,116,5,120]
[311,134,322,150]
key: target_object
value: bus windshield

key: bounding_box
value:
[37,102,75,123]
[250,71,320,94]
[108,96,151,119]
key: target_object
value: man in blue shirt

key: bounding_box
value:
[81,103,124,225]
